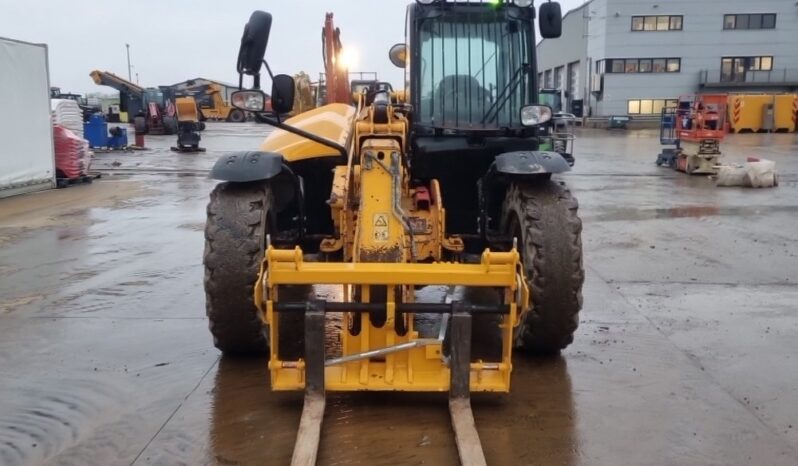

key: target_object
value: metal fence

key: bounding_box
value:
[699,69,798,86]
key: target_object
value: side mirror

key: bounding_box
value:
[539,2,562,39]
[271,74,296,115]
[389,43,407,68]
[237,11,273,76]
[231,90,266,112]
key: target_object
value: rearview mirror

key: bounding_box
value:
[237,11,273,76]
[231,90,266,112]
[271,74,296,115]
[389,43,407,68]
[539,2,562,39]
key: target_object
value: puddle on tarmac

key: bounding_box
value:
[587,204,798,222]
[0,378,133,466]
[201,284,542,465]
[206,351,575,465]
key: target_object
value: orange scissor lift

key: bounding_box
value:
[671,94,727,174]
[658,94,727,174]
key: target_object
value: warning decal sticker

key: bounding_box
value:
[373,213,389,241]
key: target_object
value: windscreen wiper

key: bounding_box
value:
[481,63,530,125]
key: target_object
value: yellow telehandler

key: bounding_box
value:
[204,2,578,464]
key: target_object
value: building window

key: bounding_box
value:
[632,15,683,31]
[604,58,680,74]
[627,99,678,115]
[554,66,564,89]
[724,14,776,30]
[720,56,774,82]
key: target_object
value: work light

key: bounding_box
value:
[521,105,553,126]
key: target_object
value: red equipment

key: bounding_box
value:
[676,94,727,142]
[321,13,351,104]
[673,94,727,174]
[53,124,91,179]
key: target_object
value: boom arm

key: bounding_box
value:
[89,70,144,98]
[321,13,351,104]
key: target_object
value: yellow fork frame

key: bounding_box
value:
[254,247,529,393]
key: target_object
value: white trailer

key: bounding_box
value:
[0,37,55,198]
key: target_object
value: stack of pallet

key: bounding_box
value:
[51,99,84,138]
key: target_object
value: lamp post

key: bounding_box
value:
[126,43,132,81]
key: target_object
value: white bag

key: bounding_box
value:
[746,160,777,188]
[716,166,748,187]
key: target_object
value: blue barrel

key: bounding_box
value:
[83,113,108,148]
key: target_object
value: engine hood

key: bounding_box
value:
[260,103,355,162]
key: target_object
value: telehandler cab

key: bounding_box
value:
[204,1,581,464]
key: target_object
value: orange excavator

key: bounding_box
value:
[264,13,374,119]
[320,13,351,105]
[257,14,348,121]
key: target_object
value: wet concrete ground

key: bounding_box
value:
[1,122,797,465]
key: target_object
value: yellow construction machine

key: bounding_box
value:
[173,81,247,122]
[204,2,577,464]
[171,96,205,153]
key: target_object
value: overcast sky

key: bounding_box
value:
[1,0,585,95]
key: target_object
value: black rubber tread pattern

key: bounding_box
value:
[503,179,584,354]
[162,116,178,135]
[204,182,272,355]
[227,109,246,123]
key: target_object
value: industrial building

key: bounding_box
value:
[537,0,798,118]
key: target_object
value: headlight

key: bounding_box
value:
[514,0,534,7]
[231,90,266,112]
[521,105,553,126]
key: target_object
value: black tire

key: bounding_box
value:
[503,179,584,354]
[204,182,273,355]
[162,116,178,135]
[133,116,148,135]
[227,109,245,123]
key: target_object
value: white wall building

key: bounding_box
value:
[537,0,798,117]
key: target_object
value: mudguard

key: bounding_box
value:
[494,151,571,176]
[210,151,283,182]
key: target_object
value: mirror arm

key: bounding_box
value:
[258,115,347,159]
[263,59,275,81]
[261,60,283,124]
